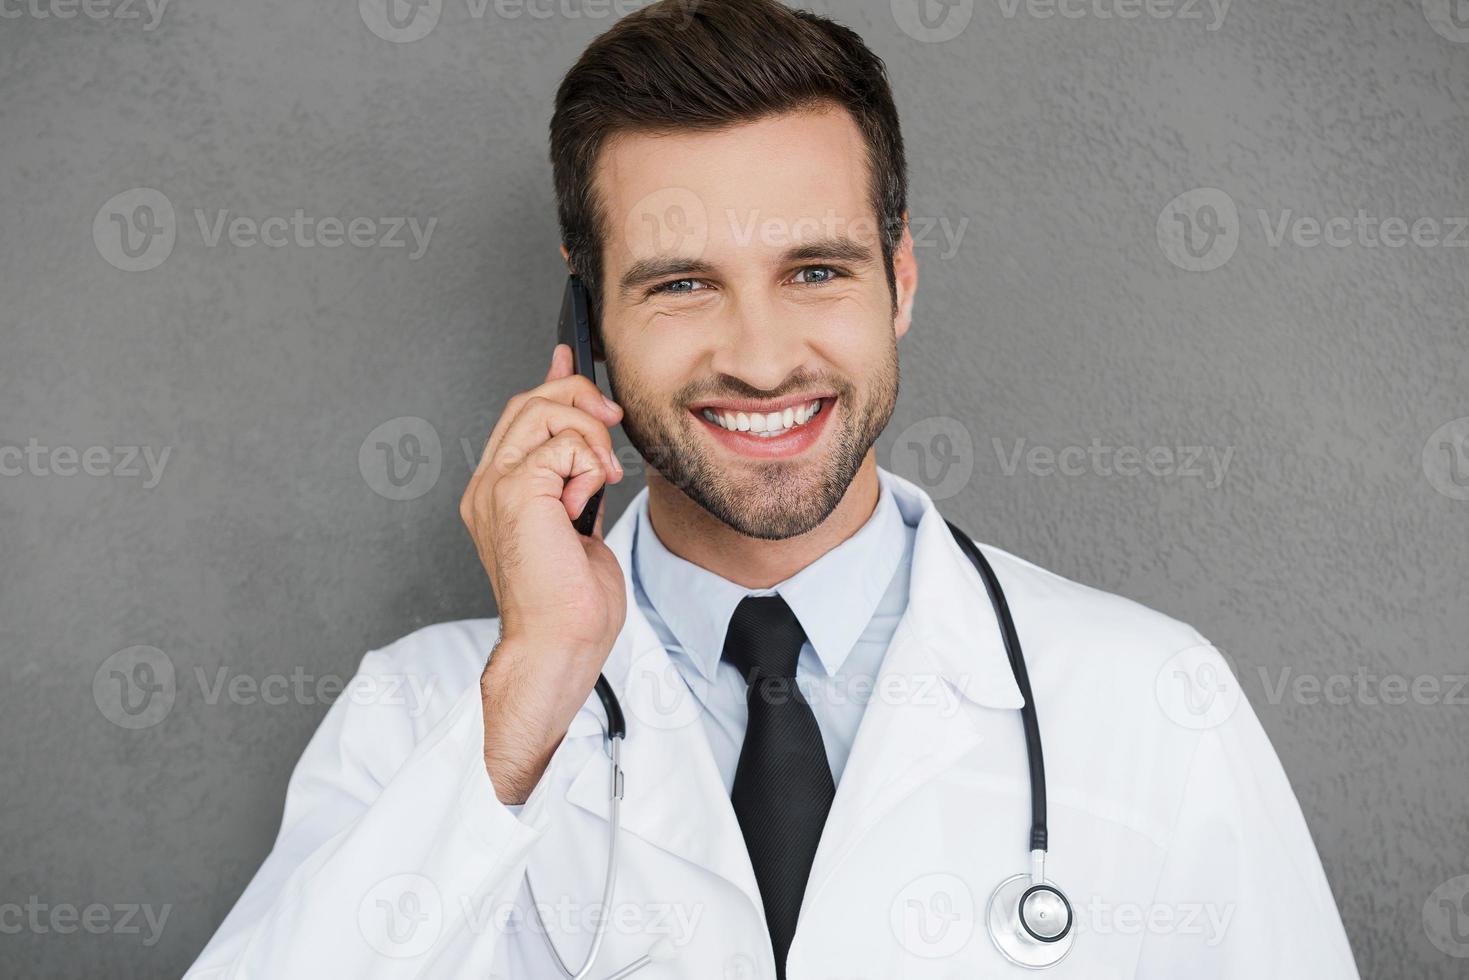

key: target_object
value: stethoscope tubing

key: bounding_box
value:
[941,519,1050,854]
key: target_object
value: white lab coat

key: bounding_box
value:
[186,470,1359,979]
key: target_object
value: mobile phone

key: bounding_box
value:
[557,275,605,536]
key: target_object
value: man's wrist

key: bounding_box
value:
[479,644,582,805]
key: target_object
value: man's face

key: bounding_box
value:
[590,104,917,540]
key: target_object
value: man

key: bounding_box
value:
[187,1,1359,977]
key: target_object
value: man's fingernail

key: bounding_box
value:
[603,394,618,411]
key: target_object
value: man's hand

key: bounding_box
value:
[460,343,627,804]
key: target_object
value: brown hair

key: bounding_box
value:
[549,0,908,342]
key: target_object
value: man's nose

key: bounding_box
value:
[706,296,811,392]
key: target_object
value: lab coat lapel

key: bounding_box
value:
[803,472,1026,901]
[561,490,765,915]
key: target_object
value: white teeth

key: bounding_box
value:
[701,399,825,436]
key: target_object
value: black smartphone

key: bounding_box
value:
[557,275,605,536]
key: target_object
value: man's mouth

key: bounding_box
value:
[697,397,827,438]
[688,395,836,458]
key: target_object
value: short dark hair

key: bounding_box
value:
[549,0,908,345]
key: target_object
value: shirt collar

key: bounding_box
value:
[632,470,909,682]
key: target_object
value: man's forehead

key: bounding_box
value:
[593,105,878,264]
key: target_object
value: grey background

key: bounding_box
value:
[1,0,1466,977]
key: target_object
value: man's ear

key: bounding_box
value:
[892,212,919,340]
[559,243,572,268]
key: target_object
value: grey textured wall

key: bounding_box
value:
[2,0,1466,977]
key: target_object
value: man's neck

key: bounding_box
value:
[643,454,882,590]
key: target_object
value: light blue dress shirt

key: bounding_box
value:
[631,469,917,791]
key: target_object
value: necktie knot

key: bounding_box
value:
[722,594,807,684]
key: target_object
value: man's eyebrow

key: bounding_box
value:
[619,257,717,296]
[781,236,875,265]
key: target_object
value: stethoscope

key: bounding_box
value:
[526,518,1073,977]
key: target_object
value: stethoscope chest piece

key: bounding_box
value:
[987,873,1075,969]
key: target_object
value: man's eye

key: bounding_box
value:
[650,278,708,295]
[792,265,843,285]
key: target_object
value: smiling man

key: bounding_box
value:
[186,1,1358,977]
[593,101,904,550]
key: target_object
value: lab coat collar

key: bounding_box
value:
[870,465,1026,711]
[606,466,1024,711]
[630,469,908,681]
[561,465,1025,920]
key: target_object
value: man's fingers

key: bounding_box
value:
[483,399,622,486]
[545,342,572,384]
[476,374,621,479]
[493,430,610,525]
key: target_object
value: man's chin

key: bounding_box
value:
[699,498,834,541]
[625,410,866,539]
[682,462,850,541]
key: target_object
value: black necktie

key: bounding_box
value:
[722,594,835,979]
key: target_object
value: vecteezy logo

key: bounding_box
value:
[1422,417,1469,501]
[1157,187,1240,272]
[624,648,703,732]
[360,0,441,43]
[93,646,177,729]
[1155,644,1241,730]
[891,0,975,43]
[623,187,709,266]
[723,953,757,980]
[1423,0,1469,43]
[94,188,176,272]
[358,874,443,958]
[359,417,442,501]
[1424,875,1469,957]
[891,873,975,958]
[888,415,974,501]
